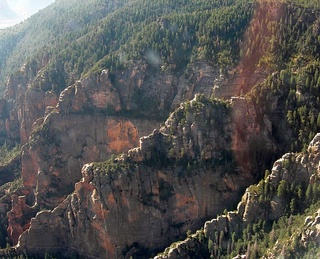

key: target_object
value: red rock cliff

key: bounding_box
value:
[15,95,273,258]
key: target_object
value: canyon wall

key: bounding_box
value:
[0,59,225,246]
[1,57,280,256]
[155,133,320,258]
[14,94,273,258]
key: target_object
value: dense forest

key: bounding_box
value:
[0,0,254,93]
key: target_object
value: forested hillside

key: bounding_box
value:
[0,0,254,93]
[155,133,320,258]
[0,0,319,258]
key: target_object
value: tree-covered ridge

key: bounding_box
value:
[36,0,253,93]
[156,134,320,258]
[247,0,320,152]
[0,0,253,92]
[0,0,319,94]
[0,0,129,87]
[286,0,320,8]
[0,0,319,257]
[121,3,252,68]
[251,58,320,153]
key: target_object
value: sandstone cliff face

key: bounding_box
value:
[2,60,55,147]
[17,162,247,258]
[11,111,157,244]
[23,112,156,206]
[155,133,320,259]
[2,59,226,246]
[1,51,278,252]
[15,95,273,258]
[1,58,220,146]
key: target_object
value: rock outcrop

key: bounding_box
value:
[301,209,320,253]
[1,58,232,246]
[13,112,157,243]
[0,58,222,148]
[13,94,274,258]
[155,133,320,258]
[6,195,36,245]
[0,37,281,253]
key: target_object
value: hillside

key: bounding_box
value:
[0,0,319,258]
[155,133,320,258]
[0,0,253,92]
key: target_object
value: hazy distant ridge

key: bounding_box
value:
[0,0,54,29]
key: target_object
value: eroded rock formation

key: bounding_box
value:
[14,94,274,258]
[1,59,230,246]
[154,133,320,259]
[0,50,280,256]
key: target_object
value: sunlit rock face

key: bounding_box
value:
[3,59,224,247]
[1,59,220,148]
[17,163,248,258]
[15,93,276,258]
[3,52,276,255]
[5,59,224,203]
[154,134,320,259]
[22,113,156,206]
[10,111,156,245]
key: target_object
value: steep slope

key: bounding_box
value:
[155,133,320,258]
[0,56,236,249]
[0,0,255,148]
[11,94,269,258]
[0,0,319,257]
[0,0,252,91]
[0,0,129,88]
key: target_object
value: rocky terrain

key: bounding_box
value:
[10,93,272,258]
[0,0,319,258]
[0,53,265,251]
[155,134,320,258]
[0,52,286,258]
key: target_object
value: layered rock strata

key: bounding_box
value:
[154,133,320,258]
[14,95,273,258]
[2,59,229,246]
[1,53,279,254]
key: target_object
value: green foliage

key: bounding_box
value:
[92,155,131,175]
[0,143,21,197]
[0,177,23,201]
[245,0,320,152]
[163,94,233,169]
[179,144,320,258]
[1,0,320,258]
[0,0,254,93]
[0,143,20,166]
[277,180,288,197]
[193,183,320,259]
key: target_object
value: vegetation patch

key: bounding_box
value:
[0,144,20,167]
